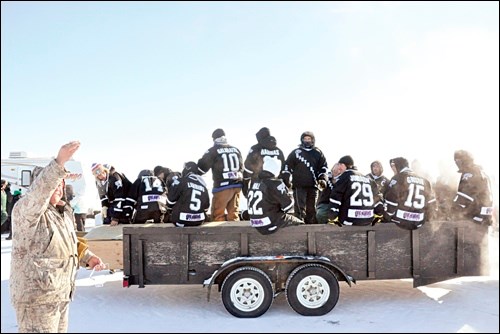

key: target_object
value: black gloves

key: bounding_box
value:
[318,179,327,191]
[241,210,250,221]
[282,174,292,189]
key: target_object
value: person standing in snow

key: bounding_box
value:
[10,141,105,333]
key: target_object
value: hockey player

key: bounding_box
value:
[366,160,389,200]
[197,128,244,221]
[453,150,494,225]
[91,163,133,225]
[242,127,285,196]
[328,155,384,226]
[316,163,341,224]
[129,169,168,224]
[384,157,437,230]
[283,131,328,224]
[167,162,210,227]
[248,156,303,235]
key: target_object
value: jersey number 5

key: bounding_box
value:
[190,190,202,211]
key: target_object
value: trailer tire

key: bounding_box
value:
[221,266,274,318]
[285,264,339,316]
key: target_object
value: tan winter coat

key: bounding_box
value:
[10,160,95,307]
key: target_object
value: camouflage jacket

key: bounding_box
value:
[10,159,95,306]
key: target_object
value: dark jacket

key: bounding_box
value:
[197,143,244,192]
[385,167,437,230]
[244,136,286,180]
[248,171,295,234]
[453,163,493,224]
[96,167,133,222]
[329,168,384,226]
[283,146,328,188]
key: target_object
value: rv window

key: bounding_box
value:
[21,170,31,187]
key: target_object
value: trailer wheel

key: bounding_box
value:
[285,264,339,316]
[221,266,274,318]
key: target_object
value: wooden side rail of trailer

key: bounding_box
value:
[86,220,490,317]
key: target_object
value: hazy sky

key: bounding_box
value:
[2,2,499,204]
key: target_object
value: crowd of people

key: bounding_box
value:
[84,127,494,236]
[1,136,496,333]
[2,129,495,239]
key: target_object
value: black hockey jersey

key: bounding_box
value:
[244,137,285,180]
[385,167,437,230]
[95,168,133,222]
[247,175,294,233]
[166,171,182,191]
[167,174,210,227]
[283,146,328,188]
[366,173,389,198]
[453,164,493,224]
[197,144,244,191]
[317,172,336,205]
[329,168,383,226]
[129,170,168,223]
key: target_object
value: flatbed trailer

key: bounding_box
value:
[86,220,490,318]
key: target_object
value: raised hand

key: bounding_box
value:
[56,141,81,167]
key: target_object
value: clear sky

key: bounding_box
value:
[1,2,499,206]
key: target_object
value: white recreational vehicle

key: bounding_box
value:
[1,151,99,217]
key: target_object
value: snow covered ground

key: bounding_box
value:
[1,227,498,333]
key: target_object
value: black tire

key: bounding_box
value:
[285,264,340,316]
[221,266,274,318]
